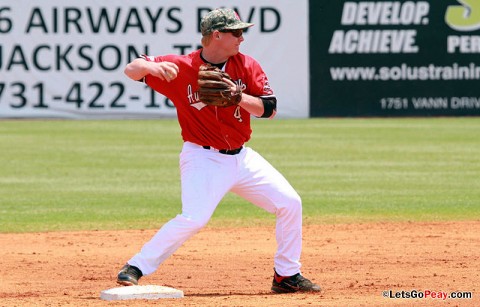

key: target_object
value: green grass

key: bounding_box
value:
[1,118,479,233]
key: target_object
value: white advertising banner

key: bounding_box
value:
[0,0,309,119]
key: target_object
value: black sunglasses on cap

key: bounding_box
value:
[219,29,244,38]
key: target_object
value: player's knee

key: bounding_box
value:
[190,218,209,231]
[277,191,302,216]
[179,214,210,231]
[286,190,302,209]
[290,192,302,213]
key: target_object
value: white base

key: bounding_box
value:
[100,285,184,300]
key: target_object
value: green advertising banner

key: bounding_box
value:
[310,0,480,116]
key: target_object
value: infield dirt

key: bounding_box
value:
[1,221,478,306]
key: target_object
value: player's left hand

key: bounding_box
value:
[197,64,242,107]
[221,77,241,98]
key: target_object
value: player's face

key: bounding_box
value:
[220,29,244,38]
[218,29,244,56]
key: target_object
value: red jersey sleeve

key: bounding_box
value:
[248,60,275,98]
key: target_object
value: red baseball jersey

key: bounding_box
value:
[142,49,275,150]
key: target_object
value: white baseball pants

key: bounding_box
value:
[128,141,303,277]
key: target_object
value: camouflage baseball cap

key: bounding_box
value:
[200,8,254,36]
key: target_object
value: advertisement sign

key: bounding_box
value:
[310,0,480,116]
[0,0,309,119]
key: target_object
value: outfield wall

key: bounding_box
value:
[0,0,308,119]
[1,1,479,119]
[310,0,480,116]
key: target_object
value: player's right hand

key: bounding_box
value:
[148,61,179,82]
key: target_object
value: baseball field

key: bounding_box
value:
[1,118,479,306]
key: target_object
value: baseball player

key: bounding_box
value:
[117,8,321,294]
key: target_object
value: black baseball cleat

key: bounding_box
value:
[271,269,321,293]
[117,264,143,286]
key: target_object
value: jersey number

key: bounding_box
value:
[234,106,243,122]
